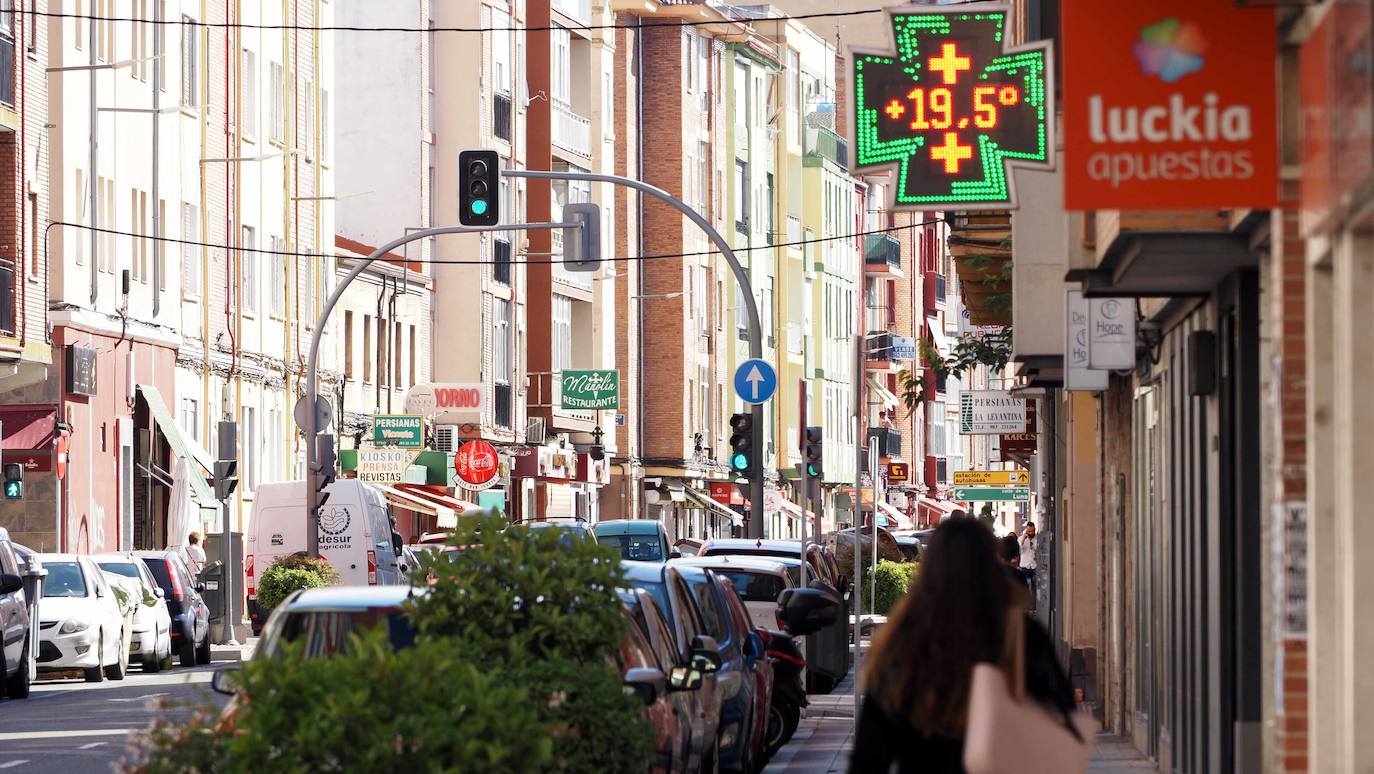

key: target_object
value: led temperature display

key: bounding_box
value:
[849,4,1054,209]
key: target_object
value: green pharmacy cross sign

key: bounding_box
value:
[849,3,1054,210]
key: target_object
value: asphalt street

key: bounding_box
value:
[0,663,231,773]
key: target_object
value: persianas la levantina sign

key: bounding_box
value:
[1062,0,1277,209]
[849,3,1053,210]
[960,390,1028,435]
[560,370,620,410]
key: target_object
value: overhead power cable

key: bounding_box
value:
[15,3,981,35]
[47,217,945,267]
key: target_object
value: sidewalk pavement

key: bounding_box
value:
[761,671,1156,774]
[209,638,257,663]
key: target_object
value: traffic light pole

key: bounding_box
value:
[303,221,578,557]
[502,170,767,539]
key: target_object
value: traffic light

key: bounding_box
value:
[315,434,338,491]
[458,149,500,226]
[728,413,754,475]
[213,460,238,500]
[3,463,22,500]
[562,202,602,273]
[804,426,823,478]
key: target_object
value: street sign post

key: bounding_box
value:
[953,469,1030,486]
[951,486,1031,501]
[373,415,424,448]
[733,359,778,405]
[293,395,333,435]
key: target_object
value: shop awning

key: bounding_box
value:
[138,386,215,506]
[0,406,56,450]
[774,493,817,524]
[866,376,900,411]
[928,320,952,357]
[876,501,910,530]
[377,484,458,529]
[916,496,963,524]
[684,487,743,527]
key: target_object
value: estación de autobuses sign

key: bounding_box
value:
[849,3,1054,210]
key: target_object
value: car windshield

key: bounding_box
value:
[98,562,142,581]
[714,570,786,603]
[600,535,664,562]
[264,608,416,659]
[44,562,88,597]
[142,559,173,591]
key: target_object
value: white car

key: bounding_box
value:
[36,554,128,682]
[94,553,174,672]
[670,555,794,631]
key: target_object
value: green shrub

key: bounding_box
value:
[254,554,340,613]
[864,559,918,615]
[121,630,551,774]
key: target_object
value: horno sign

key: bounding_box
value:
[404,383,484,422]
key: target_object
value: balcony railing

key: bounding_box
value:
[0,35,13,107]
[551,0,590,25]
[552,100,592,159]
[492,92,512,143]
[867,427,901,459]
[0,259,15,336]
[493,238,512,285]
[864,234,901,270]
[803,126,848,168]
[866,332,893,361]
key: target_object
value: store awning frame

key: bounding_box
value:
[0,406,56,451]
[866,375,900,411]
[876,501,910,530]
[377,484,458,529]
[684,487,743,527]
[928,320,952,357]
[137,386,216,506]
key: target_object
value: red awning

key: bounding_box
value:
[0,407,56,451]
[393,484,483,514]
[916,497,962,525]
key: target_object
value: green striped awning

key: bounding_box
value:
[138,386,216,505]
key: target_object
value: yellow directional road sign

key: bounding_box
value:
[952,469,1030,487]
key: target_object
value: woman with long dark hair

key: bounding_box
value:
[850,518,1077,773]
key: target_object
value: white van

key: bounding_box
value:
[245,480,402,634]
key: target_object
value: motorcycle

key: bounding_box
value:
[759,628,807,758]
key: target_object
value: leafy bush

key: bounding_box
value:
[120,630,551,774]
[254,554,340,612]
[863,559,918,615]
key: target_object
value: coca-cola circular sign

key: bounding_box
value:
[454,439,500,491]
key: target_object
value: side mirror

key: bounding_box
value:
[153,587,166,598]
[0,573,22,595]
[623,667,667,706]
[94,583,105,598]
[210,666,241,696]
[669,666,704,691]
[689,634,723,673]
[777,586,843,636]
[669,547,682,560]
[745,631,765,661]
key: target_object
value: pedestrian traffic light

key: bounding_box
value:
[3,463,22,500]
[729,413,754,475]
[215,420,238,500]
[458,149,500,226]
[213,460,238,500]
[804,426,823,478]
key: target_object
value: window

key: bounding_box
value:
[320,90,330,164]
[24,0,34,52]
[180,16,196,107]
[241,48,257,137]
[552,295,572,372]
[132,0,148,80]
[394,321,403,390]
[378,316,388,386]
[493,237,512,285]
[268,236,285,316]
[602,71,613,136]
[302,77,314,157]
[491,7,511,95]
[99,177,114,272]
[180,398,198,442]
[493,298,511,383]
[733,61,748,127]
[74,0,82,49]
[363,314,372,383]
[764,172,775,244]
[550,25,570,105]
[408,325,417,387]
[344,311,354,379]
[733,160,748,233]
[696,142,708,212]
[239,225,257,312]
[263,406,280,485]
[269,61,286,144]
[156,198,166,290]
[240,406,256,491]
[27,192,37,278]
[130,189,148,282]
[156,0,166,90]
[181,203,199,297]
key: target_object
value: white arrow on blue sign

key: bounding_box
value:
[732,359,778,405]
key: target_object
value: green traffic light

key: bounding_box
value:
[806,464,820,478]
[470,199,489,216]
[730,452,750,472]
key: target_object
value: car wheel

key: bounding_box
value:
[104,632,127,681]
[143,634,162,673]
[195,632,212,665]
[179,635,196,669]
[3,642,29,699]
[84,635,105,682]
[764,700,800,757]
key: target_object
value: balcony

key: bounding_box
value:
[803,126,848,168]
[492,92,512,143]
[552,100,592,160]
[0,259,14,336]
[949,211,1012,326]
[935,274,946,303]
[867,427,901,459]
[551,0,590,25]
[864,234,902,274]
[1075,209,1251,296]
[0,34,13,107]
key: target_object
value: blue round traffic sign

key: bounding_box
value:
[733,359,777,405]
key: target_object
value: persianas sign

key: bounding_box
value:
[849,3,1053,210]
[959,390,1027,435]
[454,440,500,492]
[1062,0,1277,209]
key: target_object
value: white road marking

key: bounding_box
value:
[0,761,30,769]
[78,742,106,750]
[108,692,168,703]
[0,729,132,742]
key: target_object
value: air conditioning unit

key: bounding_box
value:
[434,426,457,453]
[525,417,547,445]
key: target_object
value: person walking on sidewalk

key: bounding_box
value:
[1018,522,1038,608]
[850,518,1076,773]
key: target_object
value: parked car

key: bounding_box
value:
[889,532,923,562]
[698,539,844,593]
[93,553,175,672]
[713,573,774,771]
[246,479,403,635]
[671,563,767,774]
[594,519,677,562]
[134,550,212,667]
[615,592,696,774]
[671,555,793,632]
[35,554,127,682]
[675,538,704,557]
[0,528,32,698]
[621,560,724,774]
[255,585,421,659]
[510,520,599,546]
